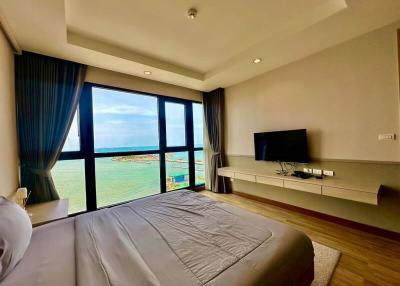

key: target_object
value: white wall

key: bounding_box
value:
[225,21,400,162]
[86,67,202,102]
[0,28,18,198]
[224,21,400,232]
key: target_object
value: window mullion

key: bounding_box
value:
[80,84,97,211]
[158,97,167,193]
[186,103,195,188]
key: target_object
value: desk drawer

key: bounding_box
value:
[217,169,235,178]
[322,186,377,205]
[256,176,284,187]
[284,180,321,194]
[235,172,256,182]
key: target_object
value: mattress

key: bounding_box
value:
[1,190,314,286]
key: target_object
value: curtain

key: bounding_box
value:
[203,88,229,193]
[15,52,87,204]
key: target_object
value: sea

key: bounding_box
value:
[52,147,205,214]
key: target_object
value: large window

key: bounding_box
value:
[195,150,205,186]
[62,112,80,152]
[92,88,159,152]
[95,155,161,207]
[53,84,204,213]
[166,151,189,191]
[165,102,186,147]
[193,103,204,148]
[52,159,86,214]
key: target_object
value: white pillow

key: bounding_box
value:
[0,197,32,281]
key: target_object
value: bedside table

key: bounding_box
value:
[26,199,69,227]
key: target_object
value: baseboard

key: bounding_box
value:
[232,190,400,241]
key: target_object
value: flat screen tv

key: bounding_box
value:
[254,129,309,163]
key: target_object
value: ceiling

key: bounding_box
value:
[1,0,400,91]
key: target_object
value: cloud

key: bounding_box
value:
[94,104,157,116]
[108,120,125,125]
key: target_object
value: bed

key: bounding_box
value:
[1,190,314,286]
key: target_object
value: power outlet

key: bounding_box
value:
[230,178,235,182]
[323,170,335,176]
[378,133,396,141]
[303,168,313,174]
[312,169,322,175]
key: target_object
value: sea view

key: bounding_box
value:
[54,87,205,214]
[52,147,205,214]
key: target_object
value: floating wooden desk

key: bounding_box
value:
[218,167,381,205]
[26,199,69,226]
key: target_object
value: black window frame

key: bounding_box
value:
[58,82,204,213]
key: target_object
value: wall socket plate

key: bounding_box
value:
[312,169,322,175]
[303,168,313,174]
[323,170,335,176]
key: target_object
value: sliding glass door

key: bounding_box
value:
[52,84,204,213]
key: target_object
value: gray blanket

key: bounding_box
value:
[75,190,314,286]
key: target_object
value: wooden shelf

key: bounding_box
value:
[218,167,381,205]
[26,199,69,227]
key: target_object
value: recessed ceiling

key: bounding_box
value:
[1,0,400,91]
[66,0,343,74]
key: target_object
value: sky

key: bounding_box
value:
[62,87,203,152]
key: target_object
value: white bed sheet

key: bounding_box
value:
[1,217,76,286]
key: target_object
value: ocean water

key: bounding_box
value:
[95,146,159,153]
[52,149,205,214]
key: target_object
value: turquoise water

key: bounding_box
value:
[52,150,204,214]
[95,146,203,153]
[52,160,86,213]
[95,146,159,153]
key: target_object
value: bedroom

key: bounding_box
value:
[0,0,399,285]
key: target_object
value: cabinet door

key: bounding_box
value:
[284,180,321,194]
[256,176,284,187]
[322,186,377,205]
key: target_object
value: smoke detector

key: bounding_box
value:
[187,8,198,19]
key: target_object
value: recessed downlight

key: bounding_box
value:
[253,58,262,64]
[144,71,152,75]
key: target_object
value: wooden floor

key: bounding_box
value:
[201,191,400,286]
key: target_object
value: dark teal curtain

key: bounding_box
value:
[203,88,229,194]
[15,52,87,204]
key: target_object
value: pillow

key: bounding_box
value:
[0,196,32,281]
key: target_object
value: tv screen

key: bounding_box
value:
[254,129,309,163]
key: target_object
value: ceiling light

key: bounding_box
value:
[187,8,197,19]
[253,58,262,64]
[144,71,152,75]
